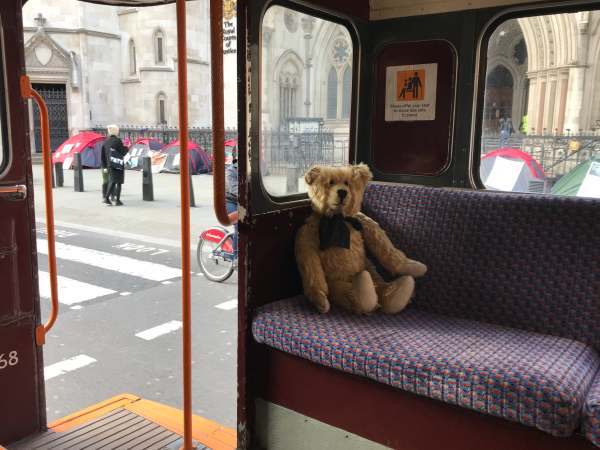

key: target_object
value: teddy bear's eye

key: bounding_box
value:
[329,180,334,186]
[344,181,349,186]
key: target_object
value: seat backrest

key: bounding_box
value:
[363,183,600,350]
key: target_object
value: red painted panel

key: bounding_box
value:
[311,0,369,19]
[372,40,456,175]
[0,0,45,444]
[260,348,595,450]
[0,322,40,444]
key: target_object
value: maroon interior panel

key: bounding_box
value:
[315,0,369,19]
[258,348,595,450]
[372,40,456,176]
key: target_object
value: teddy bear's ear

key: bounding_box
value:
[305,166,322,185]
[352,163,373,184]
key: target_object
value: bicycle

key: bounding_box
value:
[197,211,238,282]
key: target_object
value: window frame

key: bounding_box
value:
[0,19,8,179]
[470,1,600,193]
[154,29,165,65]
[128,38,136,75]
[156,92,167,125]
[256,0,360,207]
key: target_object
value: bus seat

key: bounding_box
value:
[253,296,599,438]
[251,183,600,444]
[584,377,600,446]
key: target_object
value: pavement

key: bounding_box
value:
[32,165,237,428]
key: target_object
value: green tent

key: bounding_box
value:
[552,157,600,197]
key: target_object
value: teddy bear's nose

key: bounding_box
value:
[337,189,348,201]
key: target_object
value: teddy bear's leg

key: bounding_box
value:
[328,271,378,314]
[377,276,415,314]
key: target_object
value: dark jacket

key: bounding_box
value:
[225,162,238,202]
[102,135,128,184]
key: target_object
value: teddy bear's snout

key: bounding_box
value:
[337,189,348,201]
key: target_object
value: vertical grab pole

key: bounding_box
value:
[175,1,194,449]
[210,0,232,226]
[20,75,59,345]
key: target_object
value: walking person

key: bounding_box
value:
[499,116,514,147]
[102,124,128,206]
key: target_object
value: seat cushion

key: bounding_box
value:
[584,374,600,446]
[362,184,600,349]
[252,297,600,437]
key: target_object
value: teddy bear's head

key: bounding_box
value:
[304,164,373,217]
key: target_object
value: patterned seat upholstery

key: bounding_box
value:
[252,296,600,437]
[584,377,600,446]
[252,184,600,442]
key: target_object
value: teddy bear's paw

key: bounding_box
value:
[402,259,428,278]
[380,276,415,314]
[309,291,330,313]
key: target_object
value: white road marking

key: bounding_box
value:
[40,220,202,251]
[161,281,173,285]
[44,355,97,381]
[37,239,181,282]
[38,271,116,305]
[215,299,238,310]
[120,291,132,296]
[135,321,183,341]
[70,305,83,310]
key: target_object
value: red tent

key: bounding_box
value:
[52,132,106,169]
[481,148,546,192]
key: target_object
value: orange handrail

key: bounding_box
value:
[175,1,194,449]
[20,75,59,346]
[210,0,232,227]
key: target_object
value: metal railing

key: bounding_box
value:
[482,132,600,178]
[89,125,238,155]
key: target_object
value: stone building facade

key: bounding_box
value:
[261,6,353,136]
[22,0,216,151]
[484,11,600,135]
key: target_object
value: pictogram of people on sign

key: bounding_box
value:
[397,70,425,101]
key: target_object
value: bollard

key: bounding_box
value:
[142,156,154,201]
[189,171,196,207]
[54,161,64,187]
[74,152,84,192]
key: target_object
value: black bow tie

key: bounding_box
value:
[319,214,363,250]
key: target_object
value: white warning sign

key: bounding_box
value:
[385,63,438,121]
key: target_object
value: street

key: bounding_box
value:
[33,166,237,428]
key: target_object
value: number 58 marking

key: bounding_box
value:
[0,351,19,370]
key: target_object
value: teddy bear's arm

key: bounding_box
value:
[295,224,331,313]
[357,213,427,278]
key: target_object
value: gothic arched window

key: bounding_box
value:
[327,67,338,119]
[157,92,167,124]
[278,60,300,125]
[342,65,351,118]
[129,39,136,75]
[154,29,165,64]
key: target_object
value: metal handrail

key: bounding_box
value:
[20,75,59,346]
[175,1,194,449]
[210,0,232,227]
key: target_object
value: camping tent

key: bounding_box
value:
[124,138,164,170]
[156,140,212,175]
[551,157,600,198]
[480,148,546,193]
[52,132,106,169]
[224,138,237,165]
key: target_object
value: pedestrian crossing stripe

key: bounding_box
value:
[44,355,97,381]
[38,271,116,305]
[37,239,181,281]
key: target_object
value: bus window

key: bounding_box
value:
[260,5,352,197]
[479,11,600,198]
[0,26,5,176]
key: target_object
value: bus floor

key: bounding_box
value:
[4,394,236,450]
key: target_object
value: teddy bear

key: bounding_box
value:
[295,163,427,314]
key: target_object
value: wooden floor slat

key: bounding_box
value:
[6,408,198,450]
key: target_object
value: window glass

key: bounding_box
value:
[480,11,600,198]
[260,6,352,197]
